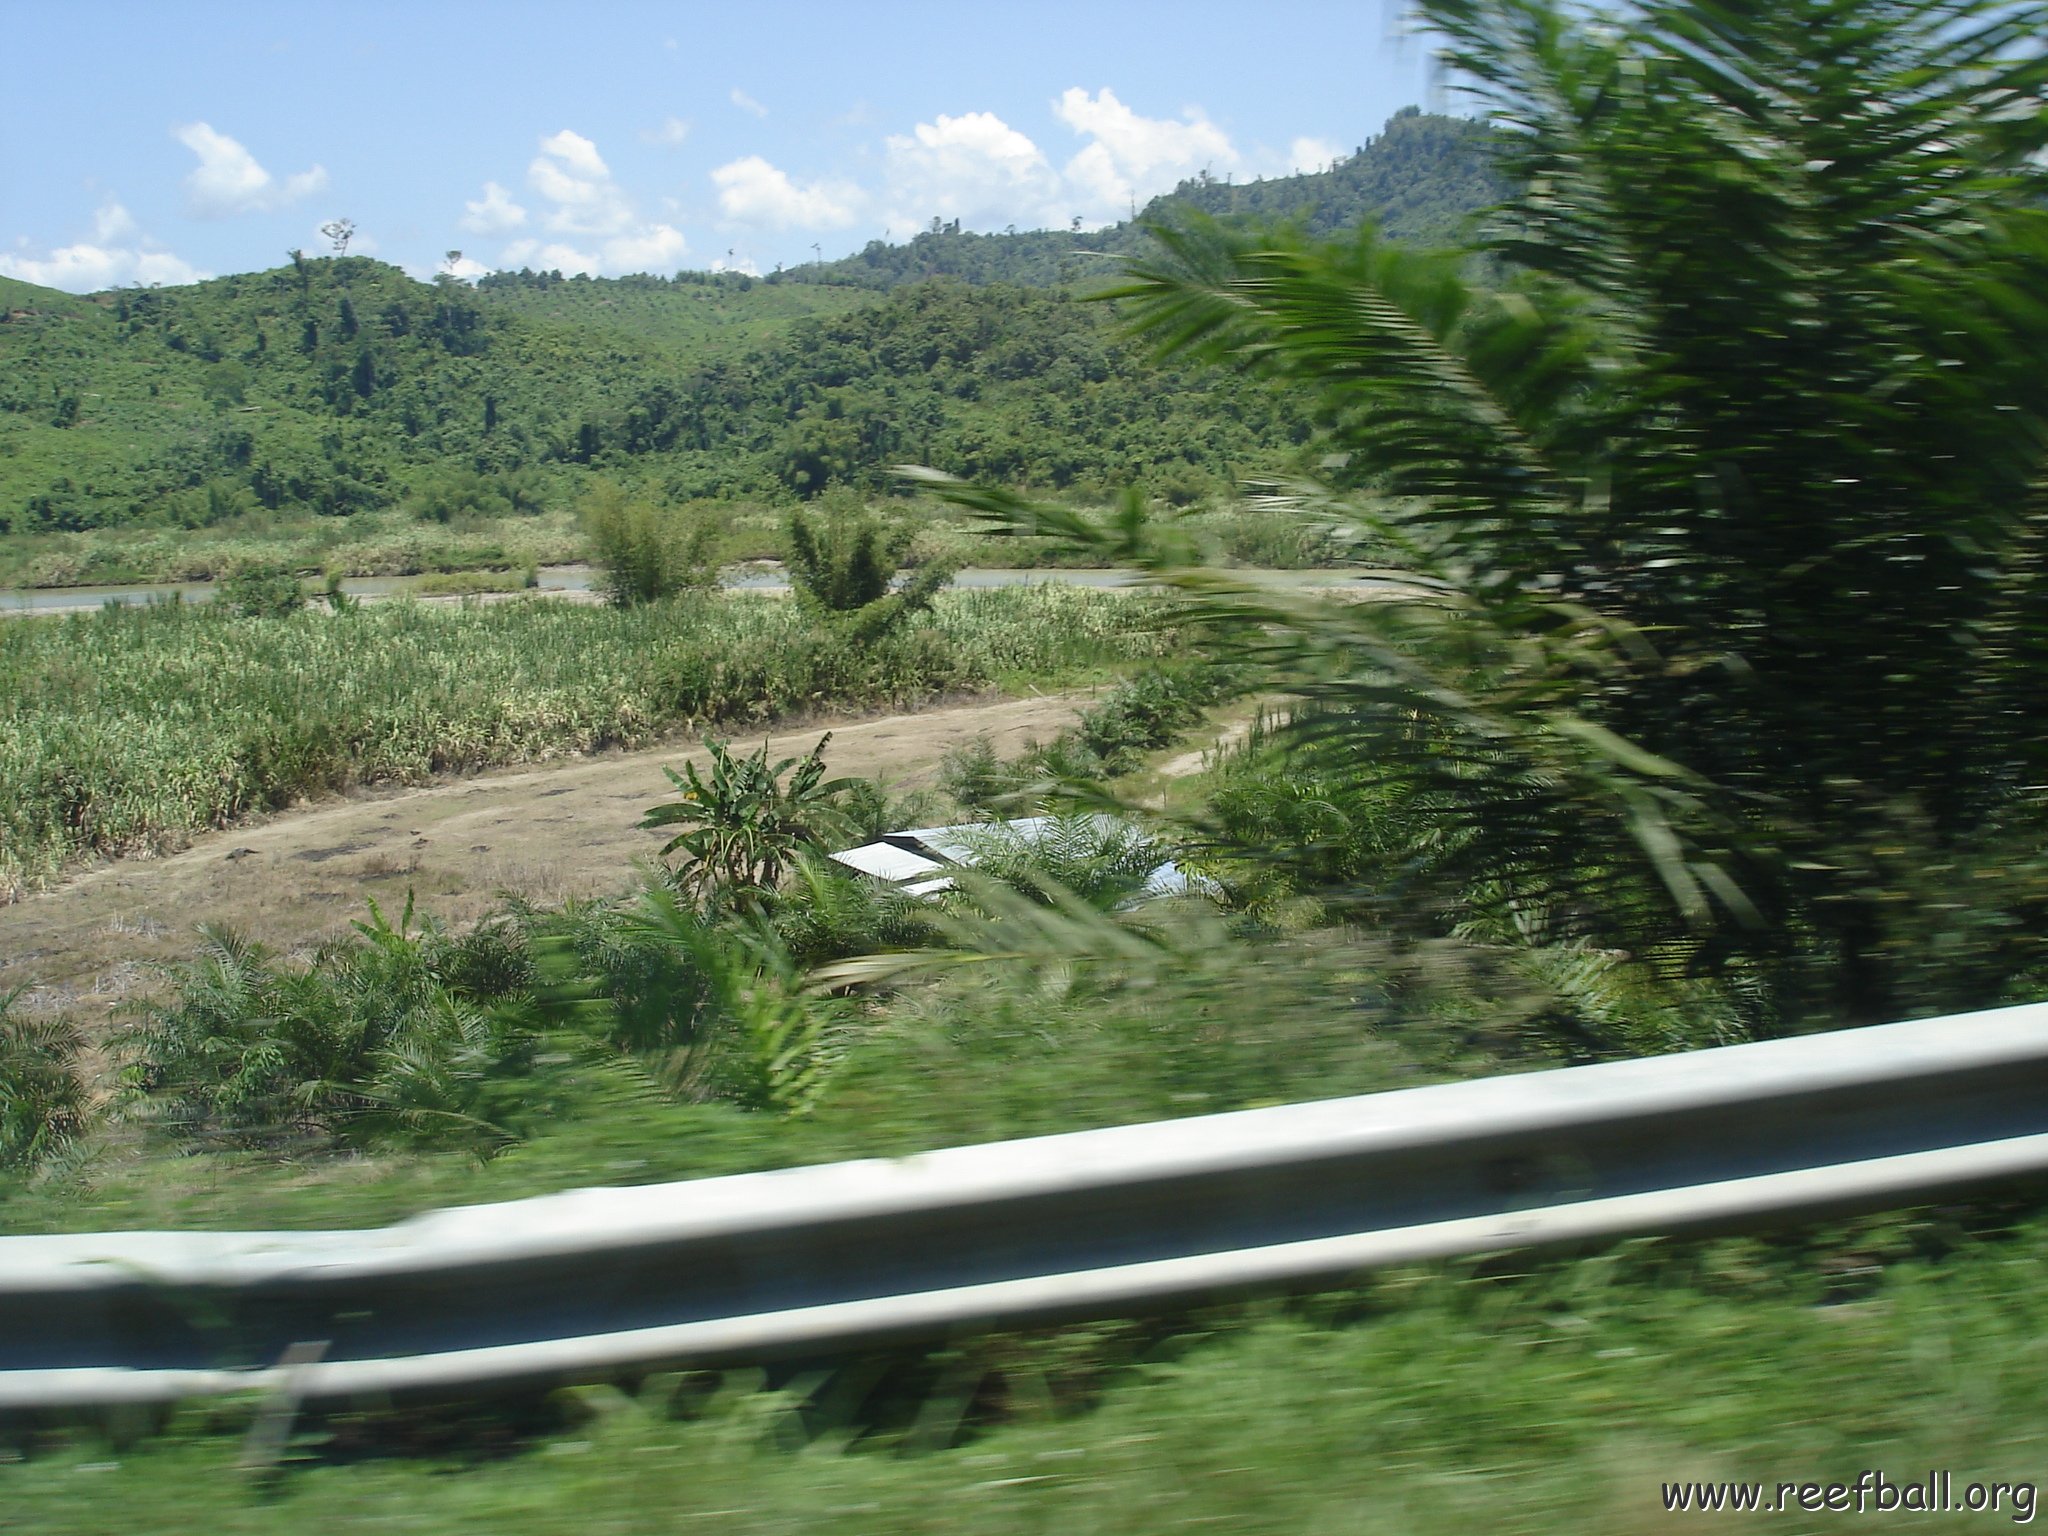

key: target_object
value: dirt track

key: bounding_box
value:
[0,691,1092,1018]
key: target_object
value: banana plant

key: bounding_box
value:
[641,733,857,911]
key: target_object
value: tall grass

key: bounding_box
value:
[0,586,1168,897]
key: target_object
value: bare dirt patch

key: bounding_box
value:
[0,691,1093,1024]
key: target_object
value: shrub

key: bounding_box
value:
[642,735,855,910]
[128,900,535,1150]
[538,890,842,1112]
[938,737,1033,814]
[0,990,90,1173]
[216,562,304,617]
[581,479,716,606]
[948,815,1169,911]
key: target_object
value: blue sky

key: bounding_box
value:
[0,1,1440,292]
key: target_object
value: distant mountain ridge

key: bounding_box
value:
[774,108,1502,292]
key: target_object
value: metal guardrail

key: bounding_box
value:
[6,1001,2048,1410]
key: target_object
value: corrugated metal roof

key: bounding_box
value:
[828,841,951,883]
[830,815,1205,905]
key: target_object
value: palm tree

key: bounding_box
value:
[929,0,2048,1030]
[0,989,88,1171]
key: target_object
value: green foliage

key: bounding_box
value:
[215,561,304,617]
[0,134,1499,542]
[770,847,941,966]
[786,494,906,609]
[579,479,716,605]
[785,491,958,643]
[0,989,89,1172]
[128,900,535,1150]
[932,0,2048,1032]
[938,736,1033,814]
[642,735,855,908]
[408,465,547,523]
[535,889,841,1112]
[1072,666,1232,774]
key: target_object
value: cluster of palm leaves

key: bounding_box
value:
[642,734,859,909]
[128,897,534,1150]
[0,988,89,1173]
[929,0,2048,1032]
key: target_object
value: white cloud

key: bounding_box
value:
[643,115,691,147]
[880,110,1061,232]
[527,128,633,236]
[1054,88,1238,219]
[496,226,690,277]
[1287,136,1345,174]
[602,223,690,271]
[500,238,588,274]
[462,180,527,234]
[709,252,760,277]
[92,199,138,243]
[440,253,493,283]
[712,155,861,230]
[537,128,608,180]
[730,87,768,118]
[174,122,327,217]
[472,128,692,275]
[0,199,207,292]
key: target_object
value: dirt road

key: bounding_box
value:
[0,691,1091,1017]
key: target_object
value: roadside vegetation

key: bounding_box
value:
[4,0,2048,1528]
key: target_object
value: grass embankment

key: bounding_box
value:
[0,498,1346,591]
[0,584,1169,898]
[0,511,589,591]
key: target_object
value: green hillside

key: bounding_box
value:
[471,268,868,363]
[781,109,1502,292]
[0,110,1496,545]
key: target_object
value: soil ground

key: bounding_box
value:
[0,690,1095,1022]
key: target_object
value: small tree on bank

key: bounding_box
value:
[580,479,717,606]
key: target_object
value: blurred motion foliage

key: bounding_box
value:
[941,0,2048,1032]
[129,898,536,1151]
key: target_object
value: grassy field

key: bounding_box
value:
[0,584,1171,898]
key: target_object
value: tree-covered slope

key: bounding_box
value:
[0,112,1496,536]
[782,109,1503,292]
[0,262,1306,531]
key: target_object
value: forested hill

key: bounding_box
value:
[0,110,1496,536]
[778,109,1502,292]
[0,258,1309,532]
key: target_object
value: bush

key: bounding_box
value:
[538,890,842,1112]
[948,815,1168,911]
[128,901,535,1151]
[0,990,90,1173]
[938,737,1033,814]
[215,561,304,617]
[787,491,957,636]
[581,479,716,606]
